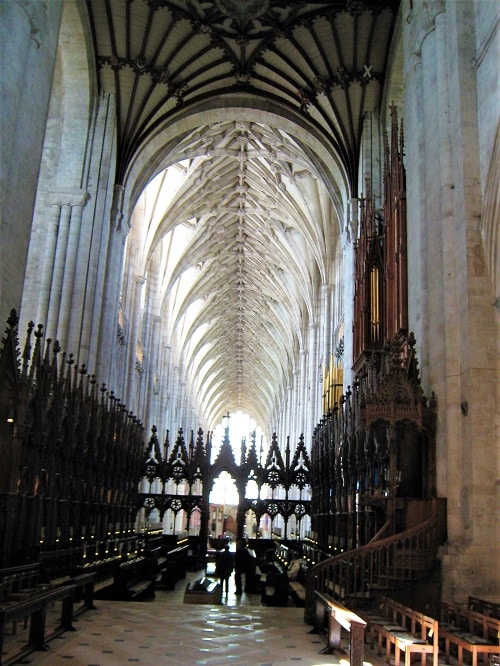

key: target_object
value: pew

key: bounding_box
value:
[360,597,439,666]
[312,591,367,665]
[64,571,97,616]
[70,553,123,595]
[241,546,259,593]
[260,560,289,607]
[108,556,156,601]
[145,545,168,586]
[273,541,307,607]
[0,564,44,602]
[440,601,500,666]
[0,581,77,666]
[286,557,308,607]
[156,544,189,590]
[468,596,500,619]
[38,546,84,582]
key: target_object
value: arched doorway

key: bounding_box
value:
[208,471,239,543]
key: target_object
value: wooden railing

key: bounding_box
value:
[304,501,445,624]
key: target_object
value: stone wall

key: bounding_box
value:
[402,0,498,601]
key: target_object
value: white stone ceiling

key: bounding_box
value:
[86,0,399,429]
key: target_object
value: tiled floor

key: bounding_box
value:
[2,569,425,666]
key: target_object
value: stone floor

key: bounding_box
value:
[2,568,444,666]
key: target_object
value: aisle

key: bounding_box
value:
[7,570,388,666]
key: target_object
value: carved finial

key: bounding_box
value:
[21,320,34,372]
[34,324,43,340]
[7,309,19,330]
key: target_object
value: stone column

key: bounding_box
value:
[403,0,498,601]
[284,380,292,442]
[56,193,90,348]
[169,369,179,436]
[292,369,300,444]
[160,344,172,438]
[299,348,308,440]
[178,381,186,433]
[94,185,129,384]
[403,9,428,372]
[342,202,357,389]
[308,322,320,431]
[322,283,333,370]
[36,203,62,328]
[45,203,71,340]
[145,315,161,431]
[439,1,497,601]
[67,94,118,369]
[125,275,146,412]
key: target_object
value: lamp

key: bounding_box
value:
[6,405,15,423]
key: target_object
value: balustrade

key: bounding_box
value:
[304,499,446,624]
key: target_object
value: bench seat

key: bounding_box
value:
[289,581,306,606]
[359,597,439,666]
[312,591,367,666]
[440,601,500,666]
[0,582,78,665]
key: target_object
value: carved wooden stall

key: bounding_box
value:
[0,310,312,575]
[137,426,312,566]
[310,107,439,557]
[0,311,145,570]
[310,332,437,556]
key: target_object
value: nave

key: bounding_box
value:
[1,0,497,637]
[2,566,397,666]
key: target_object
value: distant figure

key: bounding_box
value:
[215,545,234,594]
[287,553,305,581]
[234,540,252,594]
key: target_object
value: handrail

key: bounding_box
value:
[368,520,391,543]
[304,506,440,624]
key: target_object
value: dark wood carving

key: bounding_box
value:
[137,426,312,545]
[313,107,437,555]
[0,311,144,568]
[353,106,408,368]
[384,105,408,340]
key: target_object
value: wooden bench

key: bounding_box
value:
[468,597,500,620]
[0,563,51,642]
[0,582,77,666]
[145,545,168,586]
[440,601,500,666]
[71,553,123,593]
[0,564,44,603]
[108,556,155,601]
[261,560,289,607]
[275,543,308,607]
[361,597,439,666]
[155,544,188,590]
[0,562,101,664]
[288,563,307,607]
[64,571,97,616]
[38,547,84,583]
[312,591,367,665]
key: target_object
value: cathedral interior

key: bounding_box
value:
[0,0,498,663]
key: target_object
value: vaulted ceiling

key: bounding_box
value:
[86,0,400,429]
